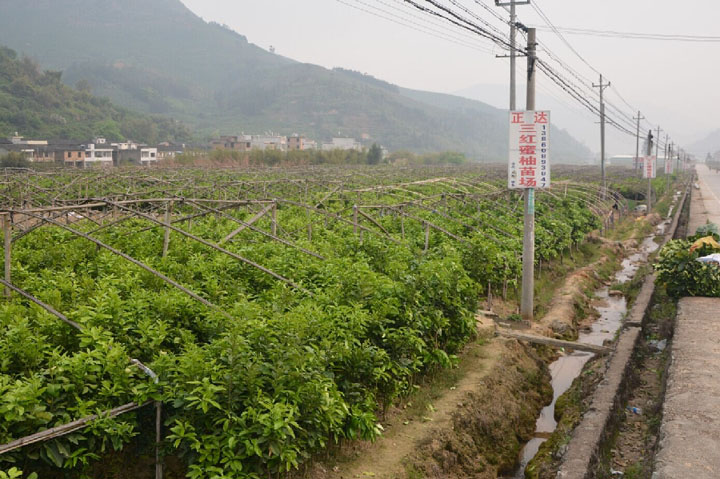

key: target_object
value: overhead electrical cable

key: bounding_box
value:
[335,0,495,53]
[530,25,720,42]
[335,0,669,144]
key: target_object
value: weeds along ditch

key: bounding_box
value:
[0,165,647,478]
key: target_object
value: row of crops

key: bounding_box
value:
[0,166,622,478]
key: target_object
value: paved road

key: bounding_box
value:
[689,164,720,234]
[654,298,720,479]
[653,165,720,479]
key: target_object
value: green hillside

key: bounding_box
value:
[0,0,591,161]
[0,47,190,143]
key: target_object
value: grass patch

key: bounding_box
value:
[610,264,652,310]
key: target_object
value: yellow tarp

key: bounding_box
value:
[689,236,720,253]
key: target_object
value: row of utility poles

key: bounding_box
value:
[497,0,689,321]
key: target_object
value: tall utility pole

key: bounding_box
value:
[509,0,517,110]
[634,111,645,174]
[645,128,655,213]
[664,134,670,189]
[593,75,611,198]
[496,0,530,110]
[521,27,537,322]
[666,140,673,190]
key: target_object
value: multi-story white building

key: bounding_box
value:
[140,147,158,165]
[83,138,114,167]
[321,137,361,151]
[251,135,287,151]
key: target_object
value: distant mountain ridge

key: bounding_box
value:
[689,129,720,157]
[0,0,592,161]
[0,46,189,144]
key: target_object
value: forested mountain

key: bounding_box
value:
[0,47,190,143]
[0,0,591,161]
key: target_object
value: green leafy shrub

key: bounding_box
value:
[656,233,720,298]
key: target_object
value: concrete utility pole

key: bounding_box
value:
[509,0,517,110]
[646,128,656,213]
[521,27,537,322]
[593,75,611,198]
[496,0,530,110]
[664,134,670,190]
[634,111,644,174]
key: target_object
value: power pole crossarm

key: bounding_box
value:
[495,0,530,111]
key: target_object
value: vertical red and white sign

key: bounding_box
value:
[665,156,673,175]
[508,111,551,189]
[643,155,656,179]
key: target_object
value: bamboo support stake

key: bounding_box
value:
[0,401,150,455]
[104,201,313,295]
[424,222,430,252]
[487,282,493,310]
[162,201,173,258]
[306,207,312,242]
[220,204,274,244]
[24,212,233,318]
[2,213,10,298]
[496,329,611,355]
[353,205,359,236]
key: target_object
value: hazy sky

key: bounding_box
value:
[180,0,719,156]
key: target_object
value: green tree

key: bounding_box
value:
[0,152,30,168]
[367,143,383,165]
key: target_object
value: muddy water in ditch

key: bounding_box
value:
[504,225,667,478]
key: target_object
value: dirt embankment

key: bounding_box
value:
[312,339,551,479]
[406,340,552,479]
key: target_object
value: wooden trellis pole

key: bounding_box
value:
[424,222,430,252]
[2,213,10,298]
[271,200,278,236]
[104,201,314,296]
[162,201,173,258]
[221,203,274,244]
[0,401,151,455]
[353,204,359,236]
[23,211,233,319]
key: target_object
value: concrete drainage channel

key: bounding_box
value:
[552,185,690,479]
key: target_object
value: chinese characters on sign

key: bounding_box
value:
[664,156,673,175]
[642,155,656,179]
[508,111,550,189]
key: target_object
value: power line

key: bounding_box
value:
[472,0,510,25]
[334,0,670,145]
[334,0,495,53]
[401,0,515,50]
[445,0,509,40]
[530,25,720,42]
[381,0,504,47]
[531,1,600,75]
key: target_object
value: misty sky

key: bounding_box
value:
[180,0,719,156]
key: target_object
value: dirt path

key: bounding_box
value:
[315,338,506,479]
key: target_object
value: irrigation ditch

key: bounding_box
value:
[528,184,690,479]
